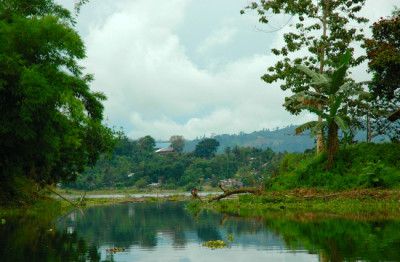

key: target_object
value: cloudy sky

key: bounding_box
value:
[58,0,398,140]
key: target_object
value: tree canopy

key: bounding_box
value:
[170,135,185,153]
[194,138,220,158]
[0,0,116,203]
[242,0,368,153]
[363,10,400,141]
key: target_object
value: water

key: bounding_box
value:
[1,202,400,261]
[64,192,221,199]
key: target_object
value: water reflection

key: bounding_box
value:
[1,202,400,261]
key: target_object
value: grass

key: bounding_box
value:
[187,188,400,221]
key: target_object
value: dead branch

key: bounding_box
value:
[191,190,204,202]
[209,185,262,202]
[46,185,81,208]
[78,191,87,206]
[192,182,263,203]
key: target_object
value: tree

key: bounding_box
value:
[194,138,220,158]
[363,10,400,141]
[170,135,185,153]
[137,136,156,154]
[293,50,367,168]
[242,0,368,153]
[0,0,116,203]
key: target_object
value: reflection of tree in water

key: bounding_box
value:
[0,215,103,262]
[262,215,400,262]
[58,202,199,249]
[51,201,400,262]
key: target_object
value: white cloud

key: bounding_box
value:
[196,27,237,54]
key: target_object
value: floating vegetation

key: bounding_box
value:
[106,247,125,253]
[203,234,234,249]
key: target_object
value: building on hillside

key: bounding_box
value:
[155,146,176,156]
[219,179,243,188]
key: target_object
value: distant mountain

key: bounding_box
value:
[183,125,314,153]
[183,125,384,153]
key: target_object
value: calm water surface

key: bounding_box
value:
[1,201,400,261]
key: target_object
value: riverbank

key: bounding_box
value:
[187,188,400,220]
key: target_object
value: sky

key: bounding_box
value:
[57,0,398,141]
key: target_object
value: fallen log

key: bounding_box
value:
[192,182,263,203]
[46,186,81,208]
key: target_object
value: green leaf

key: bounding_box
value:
[297,106,328,119]
[334,116,349,131]
[295,121,319,134]
[330,94,343,117]
[310,121,327,137]
[330,50,351,94]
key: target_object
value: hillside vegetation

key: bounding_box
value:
[183,126,383,154]
[268,143,400,191]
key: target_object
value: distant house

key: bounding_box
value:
[155,147,176,156]
[388,108,400,122]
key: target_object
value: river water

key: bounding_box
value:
[1,201,400,261]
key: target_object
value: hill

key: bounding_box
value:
[183,125,382,153]
[184,125,314,153]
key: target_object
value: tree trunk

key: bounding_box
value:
[326,121,339,169]
[191,183,262,203]
[316,0,330,154]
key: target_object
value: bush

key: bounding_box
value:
[268,143,400,190]
[135,178,148,189]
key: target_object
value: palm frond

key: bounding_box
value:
[310,121,327,137]
[295,121,320,135]
[330,94,343,117]
[297,105,328,119]
[334,115,349,131]
[330,50,351,94]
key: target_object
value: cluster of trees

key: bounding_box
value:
[243,0,400,169]
[0,0,117,204]
[63,136,285,191]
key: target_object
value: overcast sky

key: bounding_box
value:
[58,0,398,141]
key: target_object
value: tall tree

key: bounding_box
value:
[0,0,116,203]
[170,135,185,153]
[363,10,400,141]
[194,138,220,158]
[242,0,368,153]
[293,50,367,168]
[137,136,156,154]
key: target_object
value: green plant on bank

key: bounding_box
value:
[188,190,400,221]
[266,142,400,191]
[292,50,368,169]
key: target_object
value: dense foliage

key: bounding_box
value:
[363,11,400,141]
[267,142,400,190]
[0,0,116,205]
[293,51,368,168]
[63,136,285,191]
[242,0,368,153]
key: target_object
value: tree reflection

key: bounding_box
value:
[0,216,103,262]
[3,202,400,262]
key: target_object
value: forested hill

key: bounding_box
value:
[183,125,377,153]
[184,125,315,153]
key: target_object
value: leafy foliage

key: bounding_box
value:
[363,11,400,141]
[267,142,400,190]
[293,51,368,168]
[194,138,220,158]
[64,136,285,191]
[0,0,117,204]
[242,0,368,103]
